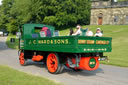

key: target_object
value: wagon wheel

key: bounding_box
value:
[46,53,64,74]
[19,52,27,66]
[58,64,64,73]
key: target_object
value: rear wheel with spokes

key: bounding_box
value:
[46,53,64,74]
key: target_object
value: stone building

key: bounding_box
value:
[90,0,128,25]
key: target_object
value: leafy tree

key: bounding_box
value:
[0,0,15,33]
[41,0,91,28]
[6,19,18,34]
[0,0,91,33]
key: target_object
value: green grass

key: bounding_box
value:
[0,65,62,85]
[118,0,127,2]
[6,35,19,49]
[60,25,128,67]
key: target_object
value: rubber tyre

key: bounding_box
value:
[46,53,64,74]
[58,64,64,73]
[19,52,27,66]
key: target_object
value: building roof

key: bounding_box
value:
[91,0,128,8]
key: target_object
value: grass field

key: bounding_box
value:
[60,25,128,67]
[6,25,128,67]
[118,0,127,2]
[0,65,62,85]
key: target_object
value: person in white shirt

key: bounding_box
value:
[94,28,103,37]
[86,28,93,36]
[72,24,82,36]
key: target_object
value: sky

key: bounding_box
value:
[0,0,2,5]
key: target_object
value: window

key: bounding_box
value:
[34,27,42,33]
[32,27,42,38]
[126,16,128,22]
[114,16,119,22]
[54,30,59,36]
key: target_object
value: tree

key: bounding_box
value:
[0,0,16,33]
[0,0,91,33]
[41,0,91,28]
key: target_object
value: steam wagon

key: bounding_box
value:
[19,24,112,74]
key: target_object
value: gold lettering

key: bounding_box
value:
[61,40,65,44]
[87,40,94,44]
[41,40,43,44]
[96,40,109,44]
[65,39,69,44]
[78,40,86,44]
[29,40,32,44]
[51,40,53,44]
[44,40,46,44]
[103,41,105,44]
[47,40,50,44]
[106,41,109,44]
[57,40,61,44]
[54,40,57,44]
[20,40,24,42]
[38,40,41,44]
[33,40,36,44]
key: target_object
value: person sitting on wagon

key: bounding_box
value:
[69,28,74,36]
[86,28,93,36]
[41,26,51,37]
[94,28,103,37]
[72,24,82,36]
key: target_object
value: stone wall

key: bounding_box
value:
[91,1,111,8]
[90,7,128,25]
[90,0,128,25]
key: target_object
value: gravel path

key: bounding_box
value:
[0,37,128,85]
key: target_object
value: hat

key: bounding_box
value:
[76,25,81,29]
[97,28,101,30]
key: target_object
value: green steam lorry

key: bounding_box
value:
[19,24,112,74]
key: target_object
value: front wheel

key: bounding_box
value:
[19,52,27,66]
[46,53,64,74]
